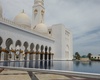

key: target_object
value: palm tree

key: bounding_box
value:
[75,52,80,60]
[87,53,92,59]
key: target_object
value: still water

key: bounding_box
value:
[0,61,100,74]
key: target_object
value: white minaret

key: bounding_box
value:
[0,3,3,18]
[31,0,45,29]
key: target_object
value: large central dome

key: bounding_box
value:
[14,10,31,27]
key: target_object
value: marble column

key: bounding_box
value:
[8,51,12,61]
[24,53,27,61]
[35,52,38,60]
[27,53,29,61]
[4,49,9,61]
[0,52,1,61]
[15,50,20,61]
[1,52,4,61]
[29,52,33,61]
[19,50,23,61]
[33,52,36,60]
[10,51,14,61]
[14,52,16,61]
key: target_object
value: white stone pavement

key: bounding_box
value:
[0,69,97,80]
[0,69,71,80]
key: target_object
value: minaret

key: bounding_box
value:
[31,0,45,29]
[0,3,3,18]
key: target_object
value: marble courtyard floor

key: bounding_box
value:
[0,69,99,80]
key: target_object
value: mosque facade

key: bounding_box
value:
[0,0,73,61]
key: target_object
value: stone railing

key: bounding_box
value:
[0,17,31,30]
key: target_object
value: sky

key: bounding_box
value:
[0,0,100,55]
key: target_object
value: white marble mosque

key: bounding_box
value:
[0,0,73,61]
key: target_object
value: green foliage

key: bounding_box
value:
[81,55,87,58]
[75,52,80,60]
[87,53,92,59]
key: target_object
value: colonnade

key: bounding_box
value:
[0,37,54,61]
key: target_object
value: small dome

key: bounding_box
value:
[14,10,31,27]
[35,23,48,34]
[0,3,3,17]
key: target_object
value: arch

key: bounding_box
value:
[0,37,3,45]
[36,44,39,51]
[30,43,34,51]
[49,47,51,53]
[29,43,34,60]
[15,40,22,61]
[23,41,29,61]
[6,38,13,50]
[4,38,13,61]
[23,41,28,49]
[41,45,44,52]
[15,40,21,47]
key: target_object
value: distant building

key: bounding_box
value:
[91,54,100,60]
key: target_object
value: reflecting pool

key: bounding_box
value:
[0,61,100,74]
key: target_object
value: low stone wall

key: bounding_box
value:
[80,58,89,61]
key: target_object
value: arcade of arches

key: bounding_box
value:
[0,37,54,61]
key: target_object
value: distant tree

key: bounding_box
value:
[75,52,80,60]
[87,53,92,59]
[81,55,87,58]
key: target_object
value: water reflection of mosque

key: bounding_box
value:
[0,61,73,71]
[0,60,54,69]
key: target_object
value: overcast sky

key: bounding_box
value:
[0,0,100,55]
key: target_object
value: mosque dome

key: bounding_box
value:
[14,10,31,27]
[35,23,48,34]
[0,4,3,17]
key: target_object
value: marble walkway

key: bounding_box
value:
[0,69,99,80]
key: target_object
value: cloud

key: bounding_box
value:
[1,0,100,55]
